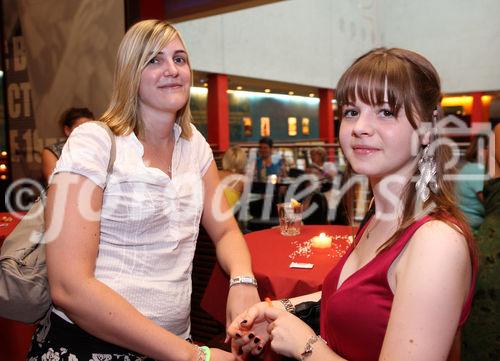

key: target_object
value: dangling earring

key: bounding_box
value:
[416,144,438,202]
[415,110,439,202]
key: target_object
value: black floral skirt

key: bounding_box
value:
[27,312,155,361]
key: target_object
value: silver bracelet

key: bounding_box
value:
[300,335,326,361]
[229,275,258,288]
[280,298,295,313]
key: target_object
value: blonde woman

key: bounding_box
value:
[29,20,258,361]
[218,146,248,208]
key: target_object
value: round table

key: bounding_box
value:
[201,224,356,325]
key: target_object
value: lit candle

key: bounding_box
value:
[311,232,332,249]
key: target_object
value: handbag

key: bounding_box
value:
[294,300,321,334]
[0,121,116,324]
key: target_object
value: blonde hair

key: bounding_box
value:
[100,19,193,139]
[222,146,247,174]
[310,147,327,163]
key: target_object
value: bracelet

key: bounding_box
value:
[198,345,211,361]
[300,335,326,361]
[280,298,295,314]
[229,275,258,288]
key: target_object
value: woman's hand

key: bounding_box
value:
[263,307,316,359]
[226,285,260,327]
[227,301,272,358]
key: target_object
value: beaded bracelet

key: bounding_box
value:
[197,345,211,361]
[280,298,295,313]
[300,335,326,361]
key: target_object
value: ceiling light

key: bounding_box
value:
[203,83,208,87]
[288,91,294,95]
[264,89,271,93]
[309,93,315,97]
[236,86,243,90]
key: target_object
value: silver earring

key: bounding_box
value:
[416,144,439,202]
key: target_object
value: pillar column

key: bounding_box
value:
[471,92,484,124]
[207,74,229,151]
[319,88,334,143]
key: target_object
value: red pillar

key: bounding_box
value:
[471,92,484,124]
[139,0,166,20]
[207,74,229,151]
[319,88,334,144]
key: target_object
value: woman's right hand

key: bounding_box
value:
[227,301,272,358]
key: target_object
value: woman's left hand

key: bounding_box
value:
[226,284,260,327]
[263,306,316,359]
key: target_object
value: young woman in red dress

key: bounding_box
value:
[228,47,477,361]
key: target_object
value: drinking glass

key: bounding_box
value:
[277,202,303,236]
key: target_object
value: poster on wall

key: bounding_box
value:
[302,117,310,135]
[288,117,297,136]
[4,10,44,186]
[260,117,270,136]
[243,116,252,137]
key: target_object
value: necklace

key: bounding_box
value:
[365,217,380,240]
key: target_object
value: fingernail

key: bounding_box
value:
[240,320,248,325]
[235,333,241,338]
[248,333,255,339]
[254,337,261,344]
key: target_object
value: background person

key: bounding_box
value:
[41,107,94,183]
[455,135,489,231]
[228,47,476,361]
[308,146,337,179]
[30,20,258,361]
[255,137,286,181]
[462,120,500,360]
[218,145,248,208]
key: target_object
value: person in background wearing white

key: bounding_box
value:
[29,20,259,361]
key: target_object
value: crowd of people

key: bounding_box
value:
[28,18,498,361]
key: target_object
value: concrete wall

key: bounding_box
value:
[176,0,500,93]
[175,0,377,90]
[377,0,500,93]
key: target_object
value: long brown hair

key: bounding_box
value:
[337,47,475,256]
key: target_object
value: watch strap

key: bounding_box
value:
[229,275,258,288]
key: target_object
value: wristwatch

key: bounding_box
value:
[229,275,258,288]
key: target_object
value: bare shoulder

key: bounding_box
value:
[404,219,471,270]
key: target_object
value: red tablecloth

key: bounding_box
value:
[201,225,356,325]
[0,212,23,242]
[0,212,37,361]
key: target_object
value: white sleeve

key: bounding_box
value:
[191,124,214,176]
[50,122,112,188]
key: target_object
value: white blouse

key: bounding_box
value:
[50,121,213,339]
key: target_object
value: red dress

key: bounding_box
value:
[320,215,476,361]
